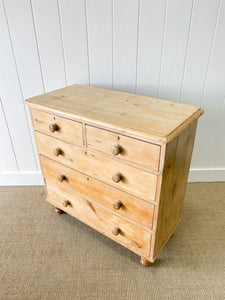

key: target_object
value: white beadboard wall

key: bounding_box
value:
[1,0,225,186]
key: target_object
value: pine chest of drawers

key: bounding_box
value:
[26,84,203,266]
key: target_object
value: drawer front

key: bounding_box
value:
[41,156,154,230]
[86,125,160,171]
[46,185,151,257]
[30,108,83,146]
[36,132,157,202]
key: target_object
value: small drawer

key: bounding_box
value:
[35,132,157,202]
[41,156,155,230]
[30,108,83,146]
[86,125,160,171]
[46,184,151,257]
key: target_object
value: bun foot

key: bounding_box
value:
[140,256,151,267]
[55,207,64,214]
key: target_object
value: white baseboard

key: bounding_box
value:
[0,168,225,186]
[188,168,225,182]
[0,172,44,186]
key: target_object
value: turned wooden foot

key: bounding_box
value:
[140,256,152,267]
[55,207,64,214]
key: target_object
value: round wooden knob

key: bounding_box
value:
[55,207,63,214]
[57,174,66,182]
[113,200,122,210]
[49,123,59,133]
[63,200,70,207]
[112,172,122,183]
[112,226,121,236]
[53,147,61,156]
[111,144,121,156]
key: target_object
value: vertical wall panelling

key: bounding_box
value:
[4,0,44,99]
[113,0,139,93]
[178,0,221,168]
[0,98,18,173]
[180,0,220,106]
[0,1,37,172]
[58,0,89,86]
[85,0,113,88]
[4,0,47,171]
[197,0,225,169]
[136,0,166,97]
[158,0,194,101]
[31,0,66,92]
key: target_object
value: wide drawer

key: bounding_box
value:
[40,156,155,230]
[46,184,151,257]
[30,108,83,146]
[36,132,157,202]
[86,125,160,171]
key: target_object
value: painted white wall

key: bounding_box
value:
[0,0,225,186]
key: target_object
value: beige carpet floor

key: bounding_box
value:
[0,183,225,300]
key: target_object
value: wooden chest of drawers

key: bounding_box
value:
[26,84,203,266]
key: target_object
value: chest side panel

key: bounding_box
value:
[151,120,198,260]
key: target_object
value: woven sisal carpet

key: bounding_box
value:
[0,183,225,300]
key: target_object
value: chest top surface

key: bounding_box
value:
[26,84,203,142]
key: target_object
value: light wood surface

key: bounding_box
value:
[26,84,203,143]
[46,186,151,257]
[30,108,83,146]
[86,125,160,171]
[40,156,155,230]
[152,120,198,260]
[35,132,158,202]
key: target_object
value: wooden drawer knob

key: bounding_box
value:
[111,144,121,156]
[113,200,122,210]
[112,226,121,236]
[53,147,62,156]
[112,172,122,183]
[49,123,59,133]
[58,174,66,182]
[63,200,70,207]
[55,207,63,214]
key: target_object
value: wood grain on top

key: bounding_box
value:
[26,84,203,142]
